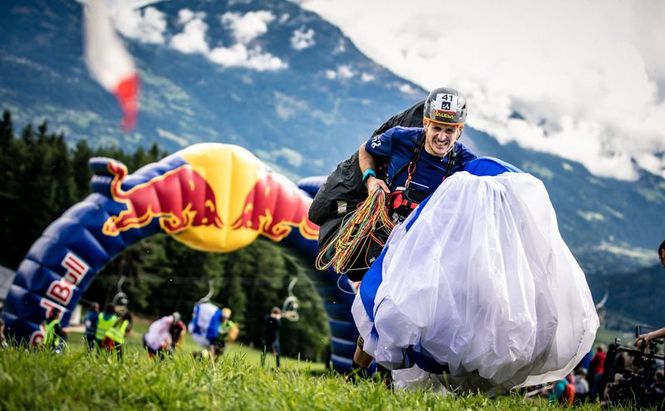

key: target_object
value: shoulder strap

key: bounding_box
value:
[387,132,425,187]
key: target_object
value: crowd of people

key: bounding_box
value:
[538,344,607,404]
[25,299,284,367]
[530,238,665,407]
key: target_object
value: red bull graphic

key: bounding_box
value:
[3,143,352,370]
[102,159,223,235]
[232,172,319,241]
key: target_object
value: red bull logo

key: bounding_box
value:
[102,160,223,236]
[232,172,319,241]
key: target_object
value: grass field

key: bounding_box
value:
[0,324,615,411]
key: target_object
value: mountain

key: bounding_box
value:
[0,0,423,179]
[2,0,664,325]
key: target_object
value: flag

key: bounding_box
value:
[84,0,139,131]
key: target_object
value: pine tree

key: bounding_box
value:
[0,110,329,358]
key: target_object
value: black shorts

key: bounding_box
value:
[210,336,226,348]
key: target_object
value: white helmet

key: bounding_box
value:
[424,87,468,125]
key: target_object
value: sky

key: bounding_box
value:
[104,0,665,181]
[297,0,665,181]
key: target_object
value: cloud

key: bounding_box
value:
[110,4,167,44]
[166,8,286,71]
[105,3,286,71]
[176,8,205,25]
[300,0,665,180]
[360,73,375,82]
[325,65,354,80]
[221,11,275,44]
[291,27,315,50]
[209,44,287,71]
[170,9,209,54]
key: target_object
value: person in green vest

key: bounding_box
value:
[43,308,67,353]
[95,303,118,350]
[104,311,132,359]
[210,307,239,359]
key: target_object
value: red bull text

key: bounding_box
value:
[32,252,89,345]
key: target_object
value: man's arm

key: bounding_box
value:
[358,143,389,195]
[635,325,665,348]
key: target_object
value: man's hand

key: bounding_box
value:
[635,332,653,350]
[635,335,649,350]
[365,176,389,195]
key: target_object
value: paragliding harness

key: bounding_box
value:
[309,135,427,247]
[309,100,426,250]
[386,136,426,223]
[386,135,457,223]
[313,134,437,281]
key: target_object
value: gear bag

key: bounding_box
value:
[308,151,367,248]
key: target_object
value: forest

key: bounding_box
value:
[0,110,329,360]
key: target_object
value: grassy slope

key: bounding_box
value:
[0,343,607,411]
[0,346,606,411]
[0,318,629,410]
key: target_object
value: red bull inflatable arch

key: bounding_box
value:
[1,143,358,372]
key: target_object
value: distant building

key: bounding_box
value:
[0,265,16,311]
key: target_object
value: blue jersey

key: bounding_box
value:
[365,126,476,196]
[84,310,99,337]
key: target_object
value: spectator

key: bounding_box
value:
[573,368,589,403]
[95,303,118,349]
[143,312,181,360]
[632,242,665,349]
[548,373,575,405]
[83,302,100,351]
[42,308,67,353]
[210,307,238,359]
[577,350,593,373]
[588,344,607,400]
[170,316,187,351]
[263,307,282,368]
[104,311,132,359]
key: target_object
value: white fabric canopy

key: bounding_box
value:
[353,171,599,393]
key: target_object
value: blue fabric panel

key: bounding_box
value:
[464,157,521,176]
[331,336,357,358]
[328,319,359,341]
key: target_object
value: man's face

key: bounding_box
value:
[659,248,665,268]
[424,119,463,157]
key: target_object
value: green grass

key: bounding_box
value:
[63,318,321,371]
[0,341,610,411]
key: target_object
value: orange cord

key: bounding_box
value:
[315,190,395,273]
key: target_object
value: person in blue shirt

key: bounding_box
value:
[359,87,476,214]
[83,302,100,351]
[351,87,476,278]
[351,87,477,374]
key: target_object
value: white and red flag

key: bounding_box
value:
[84,0,139,131]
